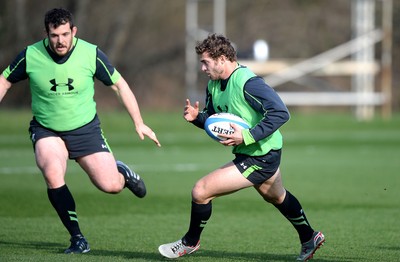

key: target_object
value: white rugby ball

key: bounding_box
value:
[204,113,250,141]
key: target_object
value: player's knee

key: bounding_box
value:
[97,180,124,194]
[263,195,279,204]
[262,191,286,205]
[191,182,209,203]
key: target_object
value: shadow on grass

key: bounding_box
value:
[0,240,64,252]
[84,248,338,262]
[0,240,351,262]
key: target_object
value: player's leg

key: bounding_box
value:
[255,168,316,240]
[185,161,253,241]
[34,136,89,254]
[77,152,146,198]
[255,169,324,260]
[35,136,68,189]
[77,152,124,193]
[245,149,315,243]
[192,161,254,203]
[67,115,146,198]
[159,161,253,258]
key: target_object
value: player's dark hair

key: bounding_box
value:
[195,33,237,62]
[44,8,74,34]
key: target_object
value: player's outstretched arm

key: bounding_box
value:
[112,76,161,147]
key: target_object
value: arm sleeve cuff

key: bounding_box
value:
[242,129,256,145]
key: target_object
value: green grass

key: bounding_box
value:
[0,109,399,262]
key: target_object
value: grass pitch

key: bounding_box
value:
[0,109,399,262]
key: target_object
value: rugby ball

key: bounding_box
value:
[204,113,250,141]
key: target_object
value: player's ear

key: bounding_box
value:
[71,26,78,36]
[219,55,227,65]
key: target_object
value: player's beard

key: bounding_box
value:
[50,39,72,57]
[208,68,223,80]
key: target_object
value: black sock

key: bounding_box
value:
[274,191,314,243]
[47,184,82,237]
[183,201,212,246]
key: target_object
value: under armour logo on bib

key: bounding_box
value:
[49,78,74,92]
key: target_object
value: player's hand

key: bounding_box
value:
[218,123,244,146]
[136,123,161,147]
[183,98,199,122]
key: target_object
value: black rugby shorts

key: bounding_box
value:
[28,114,111,159]
[233,149,281,185]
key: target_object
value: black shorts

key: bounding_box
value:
[233,149,281,185]
[28,115,111,159]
